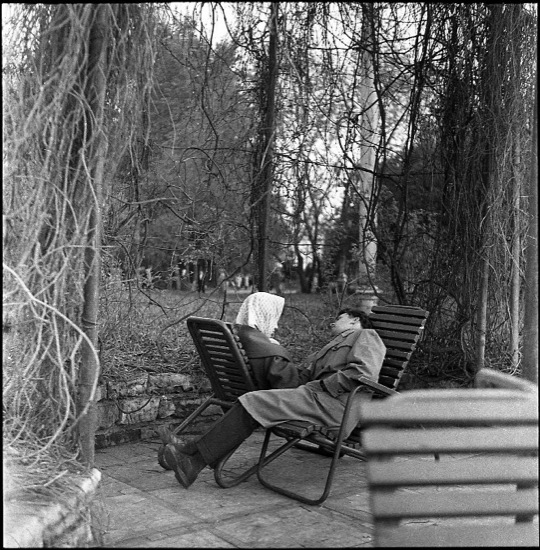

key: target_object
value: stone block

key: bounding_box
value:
[147,373,194,393]
[95,428,142,448]
[157,396,176,418]
[95,384,105,402]
[97,401,120,431]
[107,374,148,398]
[117,397,160,424]
[199,378,212,392]
[171,396,205,418]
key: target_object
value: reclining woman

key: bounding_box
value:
[233,291,302,390]
[163,296,387,489]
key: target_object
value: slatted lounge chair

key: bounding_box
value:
[360,375,539,547]
[221,305,430,503]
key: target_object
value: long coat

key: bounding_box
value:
[239,328,386,438]
[235,324,300,390]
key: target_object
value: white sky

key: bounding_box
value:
[170,2,232,45]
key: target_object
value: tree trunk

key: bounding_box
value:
[78,4,110,467]
[476,253,489,372]
[510,140,521,369]
[509,4,524,373]
[252,3,279,291]
[356,5,378,287]
[521,79,538,383]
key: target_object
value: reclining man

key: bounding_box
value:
[163,306,386,488]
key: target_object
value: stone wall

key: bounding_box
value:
[96,371,223,448]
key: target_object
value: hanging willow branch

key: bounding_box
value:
[3,3,163,486]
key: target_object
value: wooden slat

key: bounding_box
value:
[377,375,400,389]
[214,374,247,385]
[206,354,237,363]
[381,349,412,361]
[378,339,419,351]
[360,393,538,426]
[204,353,238,363]
[363,426,538,454]
[380,357,410,369]
[379,365,402,376]
[371,488,539,519]
[371,306,428,319]
[367,457,539,486]
[373,323,420,342]
[376,523,539,547]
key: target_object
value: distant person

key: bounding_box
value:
[337,272,348,294]
[197,269,206,295]
[234,274,243,290]
[269,262,284,295]
[217,269,228,294]
[162,307,386,488]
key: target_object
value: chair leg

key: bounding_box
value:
[213,445,259,488]
[214,430,317,488]
[256,429,344,506]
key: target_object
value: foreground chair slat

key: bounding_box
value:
[360,377,539,547]
[377,524,539,548]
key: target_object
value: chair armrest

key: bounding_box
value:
[357,376,399,397]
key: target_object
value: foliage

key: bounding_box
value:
[105,10,258,285]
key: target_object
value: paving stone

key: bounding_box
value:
[112,529,236,548]
[212,506,370,548]
[97,476,142,498]
[150,530,237,548]
[323,492,373,523]
[151,481,288,522]
[101,492,194,545]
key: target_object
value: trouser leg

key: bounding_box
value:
[195,402,259,467]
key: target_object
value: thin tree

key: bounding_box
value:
[521,79,538,384]
[251,2,279,291]
[77,4,110,467]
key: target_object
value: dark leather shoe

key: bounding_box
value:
[156,426,185,447]
[163,444,205,488]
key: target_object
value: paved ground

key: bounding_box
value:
[93,430,539,548]
[94,430,375,548]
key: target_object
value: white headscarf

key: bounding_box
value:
[235,292,285,340]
